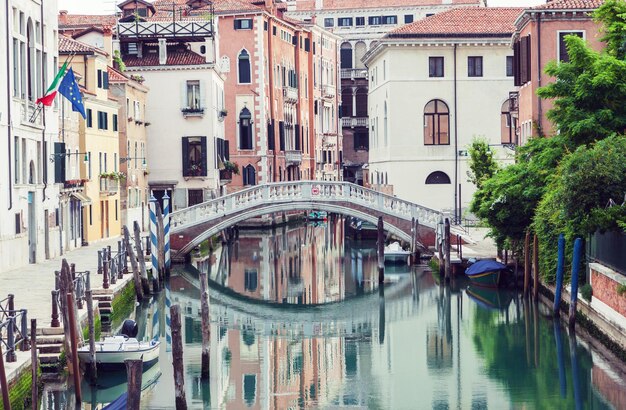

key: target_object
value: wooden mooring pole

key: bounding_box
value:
[377,216,385,285]
[66,292,82,403]
[124,225,144,301]
[0,343,10,410]
[199,271,211,379]
[125,359,143,410]
[444,218,451,282]
[568,238,583,330]
[85,289,97,377]
[134,221,151,294]
[523,231,530,297]
[533,234,539,300]
[30,319,38,410]
[170,304,187,409]
[553,234,566,317]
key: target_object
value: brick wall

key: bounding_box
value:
[591,268,626,318]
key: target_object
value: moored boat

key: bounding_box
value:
[465,259,508,288]
[384,241,410,265]
[77,336,160,367]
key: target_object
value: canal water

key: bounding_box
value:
[42,215,626,409]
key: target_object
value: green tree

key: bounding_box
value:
[594,0,626,59]
[466,138,499,189]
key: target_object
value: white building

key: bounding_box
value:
[362,7,521,220]
[0,0,62,270]
[115,0,225,210]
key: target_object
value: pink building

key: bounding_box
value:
[511,0,604,143]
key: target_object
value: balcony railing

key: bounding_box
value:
[283,86,298,103]
[285,150,302,165]
[117,20,213,40]
[341,117,369,128]
[181,107,205,117]
[100,178,119,196]
[340,68,368,80]
[323,85,336,99]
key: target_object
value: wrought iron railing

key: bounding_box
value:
[587,230,626,276]
[0,295,28,362]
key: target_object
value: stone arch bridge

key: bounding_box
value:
[169,181,465,260]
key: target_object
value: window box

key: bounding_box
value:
[219,169,233,181]
[181,107,205,117]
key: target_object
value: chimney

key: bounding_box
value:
[158,38,167,65]
[103,25,113,65]
[314,0,323,10]
[59,10,68,25]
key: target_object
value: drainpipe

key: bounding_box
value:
[42,0,48,202]
[536,13,542,136]
[453,44,458,223]
[267,17,276,183]
[6,0,13,210]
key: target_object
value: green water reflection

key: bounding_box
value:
[42,218,625,409]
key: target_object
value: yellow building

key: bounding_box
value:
[59,35,121,243]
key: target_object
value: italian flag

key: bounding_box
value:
[36,61,69,106]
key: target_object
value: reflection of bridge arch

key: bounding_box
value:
[170,181,461,259]
[175,269,433,337]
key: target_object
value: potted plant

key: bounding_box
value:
[224,160,239,174]
[219,108,228,117]
[188,164,203,176]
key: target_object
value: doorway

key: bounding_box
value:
[28,191,36,263]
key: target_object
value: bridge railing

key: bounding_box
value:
[170,181,443,231]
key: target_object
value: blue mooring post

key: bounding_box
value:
[568,238,583,329]
[163,191,171,274]
[553,234,565,317]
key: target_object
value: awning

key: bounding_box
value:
[71,192,92,206]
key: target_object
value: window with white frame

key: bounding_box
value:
[186,80,201,110]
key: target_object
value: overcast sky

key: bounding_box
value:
[58,0,546,14]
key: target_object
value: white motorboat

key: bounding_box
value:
[78,336,160,367]
[384,242,410,265]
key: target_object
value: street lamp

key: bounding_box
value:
[49,152,89,163]
[120,156,147,168]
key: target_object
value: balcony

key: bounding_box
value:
[181,107,205,117]
[219,169,233,183]
[285,150,302,165]
[323,85,336,99]
[99,178,119,196]
[341,117,369,128]
[283,86,298,104]
[21,100,43,127]
[340,68,368,80]
[117,20,213,41]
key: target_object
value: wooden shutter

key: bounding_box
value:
[267,121,275,151]
[525,35,532,83]
[295,124,300,150]
[513,40,520,86]
[224,139,230,160]
[97,69,102,88]
[54,142,66,183]
[103,71,109,89]
[279,121,285,151]
[181,137,190,176]
[200,136,208,176]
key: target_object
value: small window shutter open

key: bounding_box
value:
[279,121,285,151]
[224,139,230,160]
[200,136,208,176]
[54,142,66,183]
[103,71,109,89]
[234,20,240,29]
[97,69,102,88]
[268,120,275,150]
[199,81,206,109]
[181,137,190,176]
[295,124,300,150]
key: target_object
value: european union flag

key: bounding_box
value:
[58,68,86,119]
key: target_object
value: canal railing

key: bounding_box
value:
[0,294,28,362]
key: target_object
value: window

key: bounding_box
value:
[272,26,277,36]
[506,56,514,77]
[243,374,256,406]
[186,80,201,109]
[97,69,102,88]
[97,69,109,89]
[112,114,118,131]
[244,269,258,291]
[423,99,449,145]
[425,171,451,184]
[97,111,108,130]
[243,165,256,186]
[382,15,397,24]
[354,132,368,151]
[86,109,93,127]
[182,137,207,177]
[338,17,352,27]
[404,14,414,24]
[513,35,531,86]
[342,88,353,117]
[355,88,368,117]
[324,18,334,27]
[558,31,583,62]
[501,99,516,144]
[468,56,483,77]
[188,189,204,206]
[368,16,382,25]
[234,19,253,30]
[429,57,444,77]
[238,50,251,84]
[239,107,253,149]
[355,17,365,26]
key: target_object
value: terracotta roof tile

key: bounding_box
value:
[532,0,603,10]
[388,7,523,37]
[123,48,207,66]
[107,67,128,82]
[150,0,260,17]
[293,0,479,12]
[58,35,109,55]
[59,14,117,28]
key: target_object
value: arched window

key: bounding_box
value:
[355,88,368,117]
[27,19,36,101]
[354,41,367,69]
[238,49,251,84]
[340,42,353,69]
[384,101,388,146]
[501,99,515,144]
[341,89,353,117]
[425,171,451,184]
[239,107,253,149]
[29,160,36,184]
[424,99,449,145]
[243,164,256,186]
